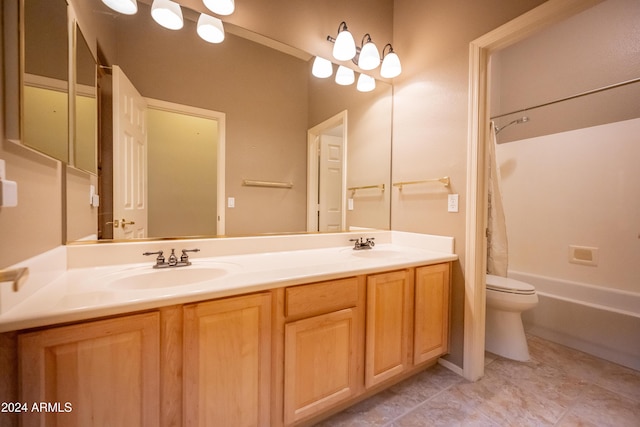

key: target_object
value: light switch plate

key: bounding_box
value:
[228,197,235,208]
[448,194,459,212]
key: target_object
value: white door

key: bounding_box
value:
[112,66,148,239]
[318,134,344,232]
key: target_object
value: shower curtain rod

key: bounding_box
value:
[490,77,640,120]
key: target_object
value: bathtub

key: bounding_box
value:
[511,271,640,371]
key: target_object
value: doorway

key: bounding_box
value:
[306,111,347,232]
[464,0,599,381]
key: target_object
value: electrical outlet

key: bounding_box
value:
[448,194,459,212]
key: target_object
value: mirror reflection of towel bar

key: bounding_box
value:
[393,176,450,190]
[242,179,293,189]
[348,184,385,197]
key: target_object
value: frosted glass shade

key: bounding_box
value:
[312,57,333,78]
[357,74,376,92]
[333,30,356,61]
[151,0,183,30]
[380,51,402,78]
[203,0,235,16]
[101,0,137,15]
[335,66,355,85]
[197,14,225,43]
[358,41,380,70]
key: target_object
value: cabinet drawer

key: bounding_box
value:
[285,277,358,319]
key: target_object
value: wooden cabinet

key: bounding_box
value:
[18,312,160,427]
[183,292,272,427]
[15,261,452,427]
[365,269,413,387]
[414,263,451,364]
[282,277,363,425]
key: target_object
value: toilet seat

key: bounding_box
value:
[486,275,536,295]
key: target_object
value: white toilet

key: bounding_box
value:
[485,274,538,361]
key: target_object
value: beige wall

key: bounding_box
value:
[147,109,218,237]
[391,0,546,367]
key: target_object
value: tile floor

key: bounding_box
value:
[315,335,640,426]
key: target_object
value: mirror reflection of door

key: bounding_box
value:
[307,111,347,232]
[112,65,148,239]
[318,132,344,232]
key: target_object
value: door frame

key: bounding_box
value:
[464,0,601,381]
[145,98,226,235]
[306,110,348,232]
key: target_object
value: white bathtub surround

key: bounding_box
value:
[0,231,456,332]
[514,271,640,371]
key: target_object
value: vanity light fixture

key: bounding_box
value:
[151,0,184,30]
[312,56,333,78]
[335,65,355,85]
[357,34,380,71]
[197,13,225,43]
[356,73,376,92]
[380,44,402,78]
[327,23,402,78]
[332,22,357,61]
[203,0,235,16]
[101,0,137,15]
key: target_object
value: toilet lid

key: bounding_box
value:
[486,275,536,295]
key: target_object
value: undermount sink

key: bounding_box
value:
[106,265,235,290]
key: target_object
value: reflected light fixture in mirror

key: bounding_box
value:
[335,65,355,85]
[357,34,380,71]
[312,56,333,78]
[101,0,137,15]
[151,0,184,30]
[203,0,235,16]
[380,44,402,78]
[357,74,375,92]
[332,22,356,61]
[197,14,225,43]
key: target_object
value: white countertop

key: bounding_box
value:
[0,232,457,333]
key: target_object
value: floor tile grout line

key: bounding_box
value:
[381,381,462,427]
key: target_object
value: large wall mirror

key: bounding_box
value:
[60,0,393,242]
[21,0,98,173]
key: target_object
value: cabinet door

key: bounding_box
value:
[183,292,272,427]
[365,269,413,388]
[18,312,160,427]
[414,263,451,365]
[284,308,359,425]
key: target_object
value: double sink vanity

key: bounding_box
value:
[0,231,457,426]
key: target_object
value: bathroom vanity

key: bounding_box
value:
[0,231,456,427]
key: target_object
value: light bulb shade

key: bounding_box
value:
[357,74,376,92]
[151,0,183,30]
[335,66,355,85]
[333,30,356,61]
[101,0,137,15]
[358,41,380,70]
[312,56,333,78]
[197,14,225,43]
[203,0,235,16]
[380,51,402,78]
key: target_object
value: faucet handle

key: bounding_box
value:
[143,250,165,263]
[181,248,201,263]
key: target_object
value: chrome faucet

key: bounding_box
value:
[0,267,29,292]
[350,237,375,250]
[143,248,200,268]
